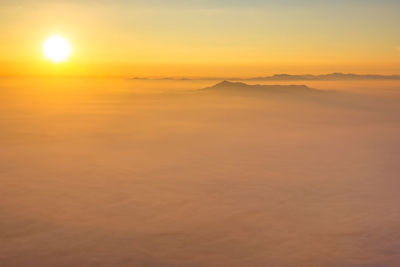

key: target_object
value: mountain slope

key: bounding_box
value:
[203,80,319,94]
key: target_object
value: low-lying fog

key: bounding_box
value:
[1,78,400,266]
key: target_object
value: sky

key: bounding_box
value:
[0,0,399,77]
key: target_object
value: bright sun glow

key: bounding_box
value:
[43,35,72,63]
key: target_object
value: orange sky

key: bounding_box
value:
[1,0,399,77]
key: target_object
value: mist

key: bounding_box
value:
[1,77,400,266]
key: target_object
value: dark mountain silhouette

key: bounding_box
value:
[200,81,387,111]
[130,73,400,81]
[248,73,400,81]
[203,80,319,94]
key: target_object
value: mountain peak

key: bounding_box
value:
[204,81,316,94]
[216,80,232,85]
[212,80,247,88]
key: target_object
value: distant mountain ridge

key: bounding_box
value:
[248,73,400,81]
[203,81,319,94]
[131,73,400,81]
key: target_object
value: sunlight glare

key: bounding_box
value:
[43,35,72,63]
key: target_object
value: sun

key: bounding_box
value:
[43,35,72,63]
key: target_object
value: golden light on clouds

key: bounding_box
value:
[43,35,72,63]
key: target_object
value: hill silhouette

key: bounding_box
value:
[130,73,400,81]
[248,73,400,81]
[203,80,319,94]
[200,81,382,110]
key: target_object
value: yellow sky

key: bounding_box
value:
[1,0,399,77]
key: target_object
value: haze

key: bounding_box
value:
[1,0,399,76]
[1,78,400,266]
[1,0,400,266]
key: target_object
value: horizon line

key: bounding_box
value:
[2,72,400,81]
